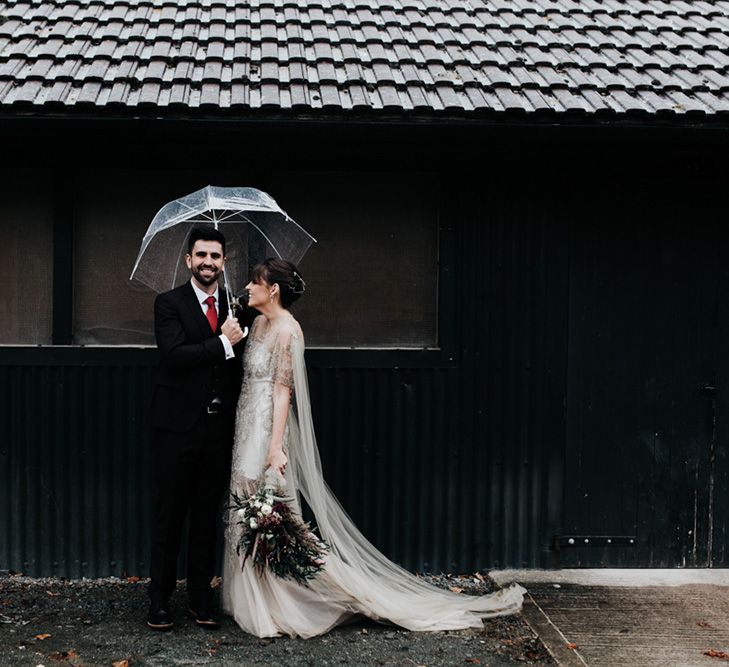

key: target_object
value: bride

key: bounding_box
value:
[222,258,524,638]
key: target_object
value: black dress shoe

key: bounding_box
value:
[147,600,174,630]
[189,605,221,629]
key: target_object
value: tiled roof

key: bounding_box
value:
[1,0,728,118]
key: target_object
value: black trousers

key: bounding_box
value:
[148,411,233,603]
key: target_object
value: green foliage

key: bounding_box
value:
[230,486,327,586]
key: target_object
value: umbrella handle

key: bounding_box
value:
[226,306,249,338]
[220,262,248,338]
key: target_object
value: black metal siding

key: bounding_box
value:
[561,179,729,568]
[1,359,154,577]
[6,123,727,578]
[0,188,568,577]
[456,187,568,570]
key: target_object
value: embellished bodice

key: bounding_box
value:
[243,314,300,386]
[230,314,302,490]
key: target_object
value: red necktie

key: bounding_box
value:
[204,295,218,332]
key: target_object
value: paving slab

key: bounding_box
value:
[491,570,729,667]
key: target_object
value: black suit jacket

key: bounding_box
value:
[151,281,253,433]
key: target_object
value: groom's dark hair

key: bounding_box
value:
[187,225,226,255]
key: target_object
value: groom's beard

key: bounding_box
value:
[191,265,221,287]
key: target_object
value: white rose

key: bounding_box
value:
[249,518,258,529]
[236,509,246,517]
[260,504,273,516]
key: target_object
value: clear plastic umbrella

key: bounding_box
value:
[130,186,316,317]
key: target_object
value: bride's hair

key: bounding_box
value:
[251,258,306,308]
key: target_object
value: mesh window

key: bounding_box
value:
[269,172,438,348]
[74,170,438,348]
[0,169,53,344]
[73,171,159,345]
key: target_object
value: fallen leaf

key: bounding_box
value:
[449,586,464,594]
[111,660,130,667]
[46,591,59,597]
[50,650,78,662]
[474,573,486,582]
[705,649,729,661]
[125,576,140,584]
[465,660,481,664]
[361,628,368,635]
[35,634,51,640]
[210,576,222,589]
[566,643,578,650]
[698,621,713,628]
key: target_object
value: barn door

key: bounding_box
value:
[563,206,725,567]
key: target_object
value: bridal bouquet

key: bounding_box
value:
[230,485,327,585]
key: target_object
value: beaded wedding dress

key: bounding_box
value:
[222,313,524,638]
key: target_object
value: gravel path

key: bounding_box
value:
[0,573,552,667]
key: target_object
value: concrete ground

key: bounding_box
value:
[491,570,729,667]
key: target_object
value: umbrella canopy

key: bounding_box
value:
[130,186,316,301]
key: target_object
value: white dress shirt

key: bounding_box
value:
[190,279,235,360]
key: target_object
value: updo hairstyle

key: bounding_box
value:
[250,257,306,308]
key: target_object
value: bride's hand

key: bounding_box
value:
[267,449,288,476]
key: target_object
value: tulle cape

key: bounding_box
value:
[284,335,525,631]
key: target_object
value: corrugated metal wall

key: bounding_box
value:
[561,176,729,568]
[0,357,154,577]
[5,123,729,577]
[453,184,568,570]
[0,181,568,577]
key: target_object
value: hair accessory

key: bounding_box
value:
[292,271,306,294]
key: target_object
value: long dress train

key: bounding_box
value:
[222,314,524,638]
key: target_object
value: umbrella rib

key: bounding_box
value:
[245,219,284,259]
[213,209,243,223]
[170,227,192,289]
[281,213,318,244]
[165,200,210,226]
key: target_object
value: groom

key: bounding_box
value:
[147,225,249,631]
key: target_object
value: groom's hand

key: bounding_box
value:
[221,316,245,345]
